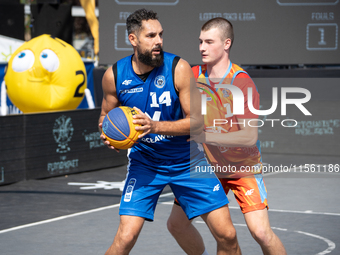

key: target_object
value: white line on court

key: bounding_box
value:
[0,204,120,234]
[194,221,336,254]
[295,231,336,255]
[1,192,339,235]
[159,201,340,216]
[0,193,173,234]
[195,221,289,231]
[263,208,340,216]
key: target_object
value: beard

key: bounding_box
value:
[137,45,164,67]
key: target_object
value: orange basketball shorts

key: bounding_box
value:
[219,173,268,214]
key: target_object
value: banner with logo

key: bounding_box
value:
[0,108,127,185]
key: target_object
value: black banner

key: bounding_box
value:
[0,114,26,185]
[0,108,127,185]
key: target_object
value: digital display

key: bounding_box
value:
[99,0,340,66]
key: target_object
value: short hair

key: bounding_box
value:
[201,18,234,49]
[126,9,158,35]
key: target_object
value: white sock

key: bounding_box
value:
[201,249,209,255]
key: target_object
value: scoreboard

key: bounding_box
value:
[99,0,340,66]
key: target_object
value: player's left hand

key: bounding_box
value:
[98,122,120,152]
[132,107,154,138]
[188,131,206,143]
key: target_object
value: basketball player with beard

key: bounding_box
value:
[99,9,241,255]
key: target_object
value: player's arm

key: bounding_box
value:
[191,75,259,147]
[98,66,121,149]
[197,120,258,147]
[133,58,203,137]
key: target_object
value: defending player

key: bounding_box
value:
[167,18,287,255]
[99,10,241,255]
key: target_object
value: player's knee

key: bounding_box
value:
[116,228,139,248]
[215,226,238,246]
[166,217,175,234]
[216,231,239,251]
[250,227,275,246]
[167,214,193,237]
[167,216,183,235]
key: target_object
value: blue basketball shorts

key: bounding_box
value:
[119,155,229,221]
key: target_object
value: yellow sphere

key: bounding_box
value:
[4,34,87,113]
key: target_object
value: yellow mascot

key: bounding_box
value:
[4,34,87,113]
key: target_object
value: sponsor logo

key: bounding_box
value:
[141,135,173,143]
[154,75,166,88]
[122,79,132,85]
[82,131,105,149]
[124,178,137,202]
[213,184,220,192]
[120,88,143,94]
[222,89,231,98]
[245,189,254,196]
[53,115,74,153]
[47,159,79,174]
[102,120,109,134]
[49,115,79,175]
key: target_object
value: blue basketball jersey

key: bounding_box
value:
[115,52,200,163]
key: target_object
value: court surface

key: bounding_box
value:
[0,153,339,255]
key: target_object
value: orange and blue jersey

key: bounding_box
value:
[192,63,262,178]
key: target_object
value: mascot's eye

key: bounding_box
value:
[12,49,35,72]
[40,49,59,72]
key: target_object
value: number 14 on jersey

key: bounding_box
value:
[148,91,172,121]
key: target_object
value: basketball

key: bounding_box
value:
[102,106,143,149]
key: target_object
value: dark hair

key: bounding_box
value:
[201,18,234,49]
[126,9,158,35]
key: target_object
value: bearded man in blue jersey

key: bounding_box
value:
[99,9,241,255]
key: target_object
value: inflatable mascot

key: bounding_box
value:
[4,34,87,113]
